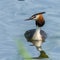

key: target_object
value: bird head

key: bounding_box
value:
[25,12,45,21]
[25,12,45,27]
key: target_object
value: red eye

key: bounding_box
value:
[32,16,36,18]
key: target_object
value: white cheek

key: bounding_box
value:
[33,15,39,20]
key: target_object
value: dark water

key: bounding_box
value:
[0,0,60,60]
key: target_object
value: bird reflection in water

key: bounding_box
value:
[24,12,49,59]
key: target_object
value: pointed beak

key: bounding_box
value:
[25,17,33,21]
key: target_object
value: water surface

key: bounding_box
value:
[0,0,60,60]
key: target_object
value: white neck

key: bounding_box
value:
[36,26,41,34]
[32,26,42,47]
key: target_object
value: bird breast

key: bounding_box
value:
[32,29,42,41]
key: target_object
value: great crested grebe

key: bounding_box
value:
[24,12,48,58]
